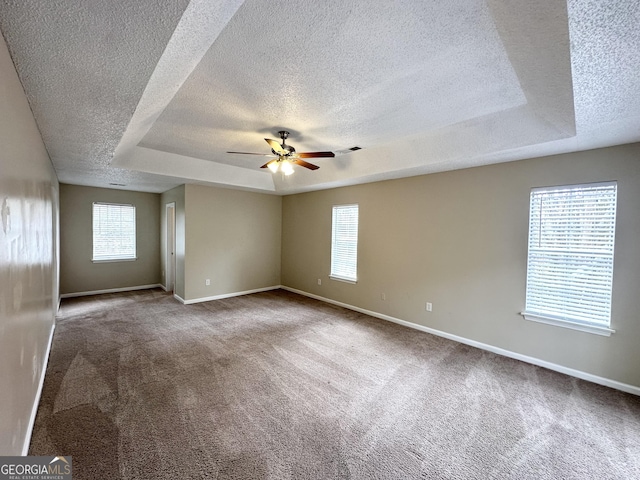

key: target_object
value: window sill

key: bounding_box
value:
[520,312,614,337]
[92,257,137,263]
[329,275,357,284]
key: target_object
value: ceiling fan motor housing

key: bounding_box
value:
[277,131,295,156]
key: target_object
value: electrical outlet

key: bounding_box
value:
[205,279,210,286]
[426,302,432,312]
[381,293,386,301]
[317,278,322,285]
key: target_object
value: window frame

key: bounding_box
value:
[92,202,137,263]
[330,204,359,284]
[521,181,617,336]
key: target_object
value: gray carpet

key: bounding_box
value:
[30,288,640,479]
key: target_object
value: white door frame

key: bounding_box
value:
[165,202,176,293]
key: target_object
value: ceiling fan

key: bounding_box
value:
[227,130,336,175]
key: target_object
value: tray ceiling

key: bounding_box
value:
[0,0,638,194]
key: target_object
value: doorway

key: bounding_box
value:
[166,202,176,293]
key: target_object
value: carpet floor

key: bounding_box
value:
[30,288,640,479]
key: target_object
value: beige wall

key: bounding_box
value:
[282,144,640,388]
[160,185,186,299]
[59,184,160,295]
[0,34,59,454]
[183,184,281,301]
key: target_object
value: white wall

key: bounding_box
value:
[0,32,59,454]
[282,144,640,389]
[59,184,161,295]
[183,184,281,301]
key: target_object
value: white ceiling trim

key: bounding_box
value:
[272,103,569,195]
[128,147,276,192]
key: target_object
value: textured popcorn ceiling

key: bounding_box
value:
[0,0,638,194]
[139,0,527,166]
[0,0,191,192]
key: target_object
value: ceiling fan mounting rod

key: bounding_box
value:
[278,130,290,145]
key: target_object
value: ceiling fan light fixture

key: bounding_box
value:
[267,161,279,173]
[281,159,294,176]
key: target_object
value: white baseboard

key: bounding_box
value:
[173,293,186,304]
[177,285,281,305]
[22,323,55,455]
[281,286,640,396]
[60,284,163,299]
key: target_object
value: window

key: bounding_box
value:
[92,202,136,262]
[522,182,617,336]
[330,204,359,283]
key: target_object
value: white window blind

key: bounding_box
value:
[524,182,617,329]
[330,204,359,282]
[92,202,136,261]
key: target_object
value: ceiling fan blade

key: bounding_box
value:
[265,138,286,155]
[227,151,274,156]
[297,151,335,158]
[293,159,320,170]
[260,159,277,169]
